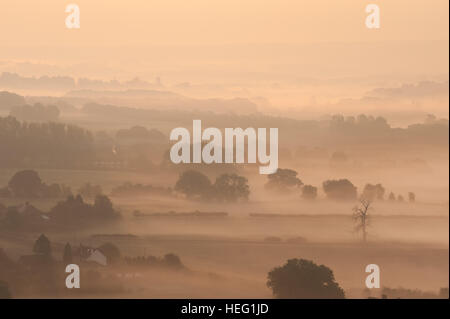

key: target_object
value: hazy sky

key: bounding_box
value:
[1,0,448,46]
[0,0,448,104]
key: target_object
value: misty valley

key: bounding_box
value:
[0,87,448,299]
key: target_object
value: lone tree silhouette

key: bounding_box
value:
[267,258,345,299]
[174,170,212,200]
[33,234,51,255]
[322,179,357,201]
[352,198,372,243]
[265,168,303,193]
[301,185,318,200]
[362,183,385,201]
[213,173,250,202]
[8,170,42,197]
[388,192,396,201]
[63,243,73,264]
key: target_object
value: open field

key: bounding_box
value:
[1,229,447,298]
[1,163,448,298]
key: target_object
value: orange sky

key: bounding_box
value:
[0,0,448,112]
[0,0,448,46]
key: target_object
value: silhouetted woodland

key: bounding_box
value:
[0,116,94,168]
[0,193,120,231]
[0,170,72,198]
[174,170,250,202]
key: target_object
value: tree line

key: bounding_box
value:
[173,168,416,203]
[0,116,94,168]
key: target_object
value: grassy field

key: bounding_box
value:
[0,168,448,298]
[1,228,448,298]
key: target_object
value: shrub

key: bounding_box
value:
[267,258,345,299]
